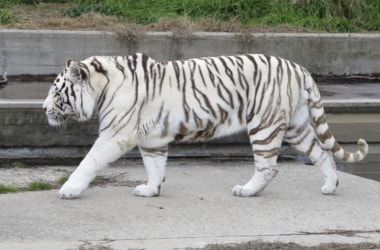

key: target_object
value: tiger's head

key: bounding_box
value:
[43,59,97,126]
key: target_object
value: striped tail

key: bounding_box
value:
[306,75,368,163]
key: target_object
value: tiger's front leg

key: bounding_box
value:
[134,146,168,197]
[59,134,137,199]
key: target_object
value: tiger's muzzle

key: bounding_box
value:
[44,108,67,126]
[43,97,68,126]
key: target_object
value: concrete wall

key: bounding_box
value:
[1,29,380,76]
[0,30,379,158]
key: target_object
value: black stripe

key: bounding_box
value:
[90,57,107,75]
[236,91,244,124]
[159,66,166,95]
[217,78,234,109]
[220,57,236,85]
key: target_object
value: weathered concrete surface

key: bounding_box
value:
[0,160,379,250]
[1,30,380,75]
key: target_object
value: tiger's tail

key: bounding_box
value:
[305,74,368,163]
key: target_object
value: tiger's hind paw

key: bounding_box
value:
[133,184,161,197]
[321,184,336,195]
[321,178,339,195]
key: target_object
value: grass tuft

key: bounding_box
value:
[27,182,54,191]
[10,161,26,168]
[0,8,14,24]
[0,184,19,194]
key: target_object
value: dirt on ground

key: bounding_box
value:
[77,241,380,250]
[76,240,380,250]
[79,241,380,250]
[199,241,380,250]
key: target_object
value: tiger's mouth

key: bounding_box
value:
[45,110,67,126]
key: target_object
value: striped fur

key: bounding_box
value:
[43,53,368,199]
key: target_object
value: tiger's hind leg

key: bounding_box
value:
[285,110,338,195]
[232,123,285,197]
[134,145,168,197]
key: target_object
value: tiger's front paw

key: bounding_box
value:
[232,185,259,197]
[133,184,160,197]
[59,181,87,199]
[232,185,251,197]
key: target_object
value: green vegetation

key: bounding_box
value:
[0,184,19,194]
[0,8,14,24]
[2,0,70,4]
[0,0,13,25]
[0,182,55,194]
[10,161,26,168]
[27,182,54,191]
[1,0,380,32]
[62,0,380,32]
[0,169,76,194]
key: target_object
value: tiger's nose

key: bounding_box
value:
[42,99,49,112]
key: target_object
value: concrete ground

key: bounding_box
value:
[0,159,379,250]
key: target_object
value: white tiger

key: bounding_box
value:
[43,53,368,199]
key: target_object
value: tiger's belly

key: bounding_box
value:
[138,115,246,149]
[138,96,247,147]
[174,121,245,142]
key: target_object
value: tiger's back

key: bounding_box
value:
[43,53,368,199]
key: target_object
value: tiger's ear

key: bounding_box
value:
[66,58,73,68]
[68,61,88,81]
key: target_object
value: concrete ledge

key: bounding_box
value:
[323,99,380,113]
[0,99,43,108]
[1,29,380,75]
